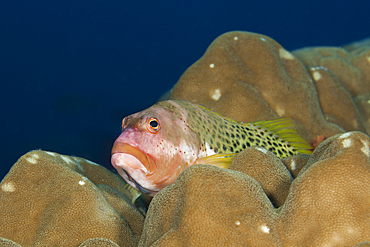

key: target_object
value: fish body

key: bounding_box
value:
[111,100,312,196]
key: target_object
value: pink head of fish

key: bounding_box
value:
[111,100,201,196]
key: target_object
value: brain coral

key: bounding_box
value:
[139,131,370,246]
[168,31,370,143]
[0,150,145,246]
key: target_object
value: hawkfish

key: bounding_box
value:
[111,100,312,199]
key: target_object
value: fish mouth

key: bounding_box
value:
[111,142,156,175]
[118,168,158,195]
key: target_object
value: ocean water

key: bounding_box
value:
[0,0,369,180]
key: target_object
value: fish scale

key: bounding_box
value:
[179,101,311,159]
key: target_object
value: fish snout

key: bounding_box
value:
[111,141,156,175]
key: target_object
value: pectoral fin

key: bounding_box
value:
[194,153,238,169]
[125,184,142,204]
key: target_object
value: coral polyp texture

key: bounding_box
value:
[2,31,370,246]
[169,31,370,143]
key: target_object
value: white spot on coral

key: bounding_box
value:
[26,153,39,164]
[79,180,85,185]
[260,224,270,234]
[367,56,370,64]
[275,106,285,117]
[210,89,221,101]
[85,159,99,166]
[279,48,294,60]
[61,155,73,164]
[45,151,56,156]
[290,160,296,170]
[209,63,215,68]
[342,139,352,148]
[255,147,268,154]
[235,220,240,226]
[233,36,238,41]
[313,71,321,81]
[361,139,370,157]
[346,227,354,234]
[1,182,15,192]
[260,37,266,42]
[339,132,352,139]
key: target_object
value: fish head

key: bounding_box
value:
[111,100,201,196]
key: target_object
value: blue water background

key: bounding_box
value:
[1,1,369,179]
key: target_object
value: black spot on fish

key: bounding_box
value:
[236,140,240,145]
[231,133,235,138]
[241,134,246,139]
[230,147,234,152]
[273,142,278,147]
[214,148,218,152]
[223,145,227,151]
[233,143,237,148]
[249,137,254,142]
[217,142,221,148]
[278,149,283,156]
[242,144,246,149]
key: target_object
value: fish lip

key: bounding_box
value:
[111,142,156,175]
[120,168,158,195]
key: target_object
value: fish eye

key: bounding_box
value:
[147,117,160,134]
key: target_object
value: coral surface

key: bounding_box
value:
[0,150,145,246]
[2,32,370,246]
[169,31,370,143]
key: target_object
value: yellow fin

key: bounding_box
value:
[251,118,312,155]
[194,153,238,169]
[124,184,142,204]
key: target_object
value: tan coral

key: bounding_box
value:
[0,150,145,246]
[139,131,370,246]
[168,31,370,143]
[228,146,292,207]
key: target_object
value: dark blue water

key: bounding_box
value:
[1,0,369,179]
